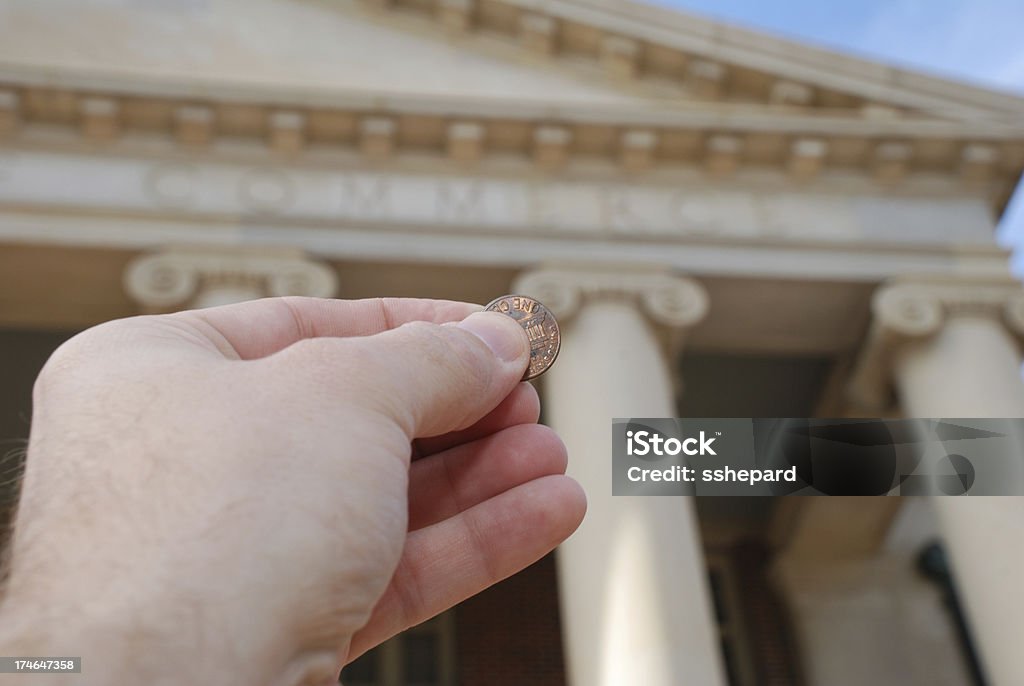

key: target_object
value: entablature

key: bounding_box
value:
[0,74,1021,216]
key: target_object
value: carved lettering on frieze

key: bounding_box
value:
[669,192,722,235]
[144,162,198,208]
[754,194,788,237]
[524,181,560,227]
[0,152,986,246]
[600,187,644,234]
[435,180,485,222]
[339,173,392,218]
[238,168,296,215]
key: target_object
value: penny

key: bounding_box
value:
[484,295,561,380]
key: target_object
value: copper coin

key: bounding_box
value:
[484,295,561,380]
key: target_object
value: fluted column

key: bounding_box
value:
[515,267,726,686]
[123,246,338,311]
[848,278,1024,686]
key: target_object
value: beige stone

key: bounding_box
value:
[268,110,306,154]
[687,59,727,99]
[0,89,20,136]
[174,105,215,146]
[533,125,571,169]
[873,141,912,183]
[437,0,473,32]
[619,129,657,171]
[788,138,828,179]
[960,143,999,185]
[446,121,484,164]
[770,80,813,106]
[600,35,640,80]
[79,96,120,140]
[705,134,742,176]
[360,116,396,160]
[519,12,557,55]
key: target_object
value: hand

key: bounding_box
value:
[0,297,586,685]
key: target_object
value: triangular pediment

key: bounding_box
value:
[0,0,649,107]
[1,0,1022,125]
[492,0,1024,122]
[394,0,1024,123]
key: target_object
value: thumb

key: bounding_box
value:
[351,311,530,438]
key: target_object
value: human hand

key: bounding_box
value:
[0,297,586,685]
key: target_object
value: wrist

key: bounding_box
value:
[3,458,338,684]
[0,577,312,686]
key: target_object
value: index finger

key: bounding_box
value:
[174,296,482,360]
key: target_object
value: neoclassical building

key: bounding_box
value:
[1,1,1024,685]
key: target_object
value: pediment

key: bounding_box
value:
[0,0,646,106]
[393,0,1024,123]
[1,0,1022,125]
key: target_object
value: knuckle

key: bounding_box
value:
[534,424,569,471]
[32,347,74,403]
[421,322,495,391]
[32,320,132,400]
[389,551,429,631]
[266,338,349,394]
[368,321,497,431]
[431,323,496,384]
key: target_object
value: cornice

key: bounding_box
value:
[2,60,1021,139]
[1,69,1021,203]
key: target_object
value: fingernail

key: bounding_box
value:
[456,311,527,363]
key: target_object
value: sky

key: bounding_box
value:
[647,0,1024,272]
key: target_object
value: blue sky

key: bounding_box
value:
[648,0,1024,272]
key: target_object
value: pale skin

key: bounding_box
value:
[0,297,587,685]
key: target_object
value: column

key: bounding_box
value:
[123,246,338,311]
[848,279,1024,686]
[515,267,727,686]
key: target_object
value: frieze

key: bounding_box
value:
[0,149,996,245]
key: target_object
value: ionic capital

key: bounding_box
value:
[847,278,1024,411]
[874,280,1024,338]
[124,246,338,312]
[512,266,708,329]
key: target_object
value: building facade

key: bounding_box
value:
[2,1,1024,684]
